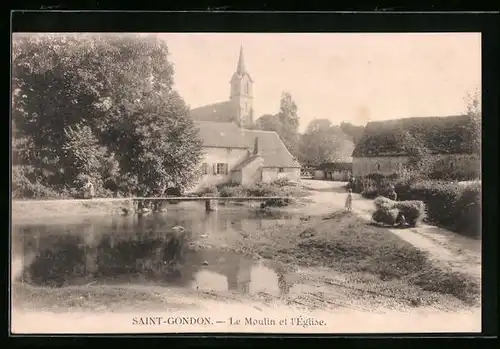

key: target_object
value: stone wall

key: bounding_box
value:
[262,167,301,183]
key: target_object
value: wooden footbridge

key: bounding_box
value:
[129,196,291,211]
[39,196,292,212]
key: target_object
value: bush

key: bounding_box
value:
[245,182,275,197]
[394,200,427,227]
[452,182,481,238]
[196,185,218,197]
[270,177,296,187]
[12,165,65,199]
[372,196,426,227]
[218,185,246,198]
[372,208,400,225]
[394,180,480,237]
[405,181,462,228]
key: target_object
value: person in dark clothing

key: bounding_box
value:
[396,212,407,228]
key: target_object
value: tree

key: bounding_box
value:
[109,93,203,195]
[254,114,281,132]
[399,130,435,177]
[255,92,300,157]
[61,122,111,190]
[340,122,365,145]
[12,33,202,198]
[464,88,481,156]
[299,119,354,166]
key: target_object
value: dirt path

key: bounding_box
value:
[300,180,481,282]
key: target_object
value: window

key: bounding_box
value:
[278,168,285,173]
[449,161,454,169]
[216,163,228,175]
[201,163,208,175]
[245,82,249,94]
[377,163,381,171]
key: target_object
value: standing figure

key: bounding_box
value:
[387,185,398,201]
[345,188,353,212]
[83,179,95,199]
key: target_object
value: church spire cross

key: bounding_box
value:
[236,45,246,74]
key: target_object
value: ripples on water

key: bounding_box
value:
[12,202,301,296]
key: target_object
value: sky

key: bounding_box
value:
[156,33,481,132]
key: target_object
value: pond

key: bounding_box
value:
[12,202,303,297]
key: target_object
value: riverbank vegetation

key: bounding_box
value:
[235,211,480,306]
[194,179,311,207]
[12,34,203,200]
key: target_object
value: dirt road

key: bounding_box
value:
[300,180,481,282]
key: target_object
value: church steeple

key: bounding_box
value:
[230,45,254,129]
[236,45,246,74]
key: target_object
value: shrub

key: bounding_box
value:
[372,208,400,225]
[394,200,427,227]
[372,196,426,227]
[374,196,394,210]
[452,182,481,238]
[392,180,480,237]
[246,182,275,197]
[270,177,295,187]
[405,181,462,228]
[197,185,218,197]
[361,188,380,199]
[218,185,246,198]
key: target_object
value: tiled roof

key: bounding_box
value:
[352,115,478,157]
[189,101,234,123]
[232,154,261,171]
[194,121,301,168]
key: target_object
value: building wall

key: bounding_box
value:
[353,154,480,177]
[331,170,351,181]
[192,147,249,191]
[230,73,253,128]
[313,170,324,179]
[262,167,301,183]
[352,156,408,177]
[431,153,480,174]
[240,157,264,186]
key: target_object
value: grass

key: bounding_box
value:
[236,211,480,305]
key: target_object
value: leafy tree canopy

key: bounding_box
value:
[12,33,202,198]
[299,118,354,166]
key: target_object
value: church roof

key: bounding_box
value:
[352,114,479,157]
[188,101,234,123]
[236,45,246,74]
[194,121,301,168]
[231,45,253,83]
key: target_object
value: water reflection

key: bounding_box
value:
[13,203,298,295]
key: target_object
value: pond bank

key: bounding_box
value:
[12,198,135,222]
[11,181,481,333]
[11,195,312,222]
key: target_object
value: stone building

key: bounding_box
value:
[189,46,301,191]
[313,159,353,181]
[351,114,480,178]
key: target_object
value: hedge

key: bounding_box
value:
[358,175,481,238]
[395,181,480,238]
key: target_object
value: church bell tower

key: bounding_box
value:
[230,45,254,128]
